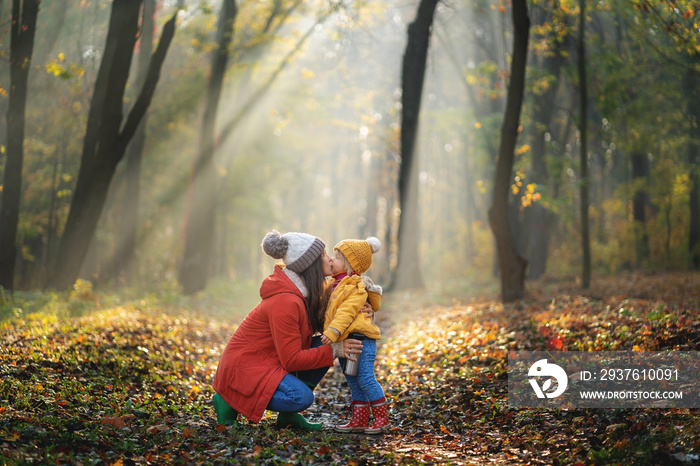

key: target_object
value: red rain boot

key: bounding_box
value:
[365,397,391,434]
[335,401,370,433]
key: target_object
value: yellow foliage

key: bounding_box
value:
[474,122,482,129]
[46,62,65,77]
[21,245,35,262]
[70,279,95,301]
[71,64,85,77]
[516,144,530,155]
[301,68,315,79]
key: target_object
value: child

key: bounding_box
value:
[320,236,390,434]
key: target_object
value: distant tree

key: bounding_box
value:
[34,0,70,63]
[49,1,177,290]
[392,0,439,291]
[578,0,590,288]
[111,0,157,285]
[631,150,650,266]
[525,1,571,279]
[633,0,700,268]
[0,0,39,290]
[179,0,237,295]
[488,0,530,302]
[686,69,700,268]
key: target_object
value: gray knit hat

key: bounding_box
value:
[262,230,326,273]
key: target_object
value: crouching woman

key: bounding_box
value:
[212,231,363,431]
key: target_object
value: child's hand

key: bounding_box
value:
[361,303,375,324]
[321,335,331,345]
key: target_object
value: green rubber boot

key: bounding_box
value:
[213,393,239,427]
[276,412,322,431]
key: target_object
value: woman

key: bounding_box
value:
[212,230,364,431]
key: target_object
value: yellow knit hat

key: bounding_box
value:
[334,237,381,275]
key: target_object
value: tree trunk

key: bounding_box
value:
[577,0,590,288]
[685,68,700,269]
[631,151,650,267]
[43,128,71,280]
[49,2,177,290]
[487,0,530,303]
[0,0,8,155]
[113,0,156,285]
[179,0,237,295]
[526,3,567,280]
[0,0,39,291]
[392,0,438,291]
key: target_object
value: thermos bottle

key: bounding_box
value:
[344,333,366,376]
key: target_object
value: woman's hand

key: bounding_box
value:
[360,303,375,324]
[342,338,363,361]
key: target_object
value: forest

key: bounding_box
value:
[1,0,699,464]
[0,0,697,296]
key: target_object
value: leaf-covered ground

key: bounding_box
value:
[1,272,699,465]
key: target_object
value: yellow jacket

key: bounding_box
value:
[323,274,382,342]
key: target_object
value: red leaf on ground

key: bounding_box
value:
[547,335,564,350]
[101,416,126,428]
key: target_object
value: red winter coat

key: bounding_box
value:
[212,266,334,422]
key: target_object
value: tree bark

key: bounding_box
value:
[577,0,590,288]
[487,0,530,303]
[392,0,439,291]
[49,2,177,290]
[0,0,39,290]
[179,0,237,295]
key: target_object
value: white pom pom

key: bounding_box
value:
[366,237,381,254]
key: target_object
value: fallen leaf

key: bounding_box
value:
[101,416,126,429]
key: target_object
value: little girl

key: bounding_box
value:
[320,236,390,434]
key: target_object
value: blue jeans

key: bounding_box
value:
[339,338,385,402]
[267,335,330,413]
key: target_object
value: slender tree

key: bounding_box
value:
[0,0,39,290]
[49,1,177,290]
[392,0,439,291]
[525,1,570,280]
[488,0,530,302]
[631,150,650,266]
[686,68,700,268]
[112,0,157,285]
[179,0,237,295]
[578,0,590,288]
